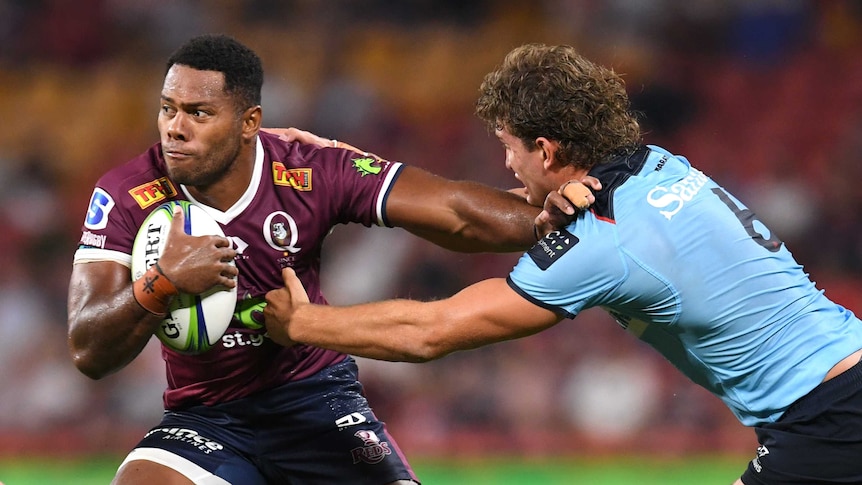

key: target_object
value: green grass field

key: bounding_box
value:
[0,455,746,484]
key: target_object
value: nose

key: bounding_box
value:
[165,112,188,141]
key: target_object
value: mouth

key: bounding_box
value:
[162,147,193,161]
[514,173,526,190]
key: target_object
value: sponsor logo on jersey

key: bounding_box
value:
[646,167,707,220]
[128,177,177,209]
[527,229,578,270]
[352,157,383,177]
[350,430,392,464]
[84,187,115,230]
[80,230,107,249]
[144,427,225,454]
[272,162,312,190]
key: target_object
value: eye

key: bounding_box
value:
[190,109,211,119]
[161,105,176,116]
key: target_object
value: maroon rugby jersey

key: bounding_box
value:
[74,131,403,410]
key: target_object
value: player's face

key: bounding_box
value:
[158,64,245,187]
[496,127,551,206]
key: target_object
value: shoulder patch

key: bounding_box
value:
[527,229,578,270]
[352,157,383,177]
[84,187,115,230]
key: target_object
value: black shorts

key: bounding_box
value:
[741,358,862,485]
[121,357,418,485]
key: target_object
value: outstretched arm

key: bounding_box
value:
[264,268,562,362]
[263,127,600,251]
[384,166,599,252]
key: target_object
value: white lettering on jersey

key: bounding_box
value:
[646,168,708,220]
[227,236,249,255]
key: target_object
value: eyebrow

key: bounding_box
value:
[160,95,211,110]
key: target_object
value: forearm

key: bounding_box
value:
[287,300,452,363]
[388,170,539,253]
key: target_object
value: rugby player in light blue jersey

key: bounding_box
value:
[267,44,862,485]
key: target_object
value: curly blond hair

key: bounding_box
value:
[476,44,641,169]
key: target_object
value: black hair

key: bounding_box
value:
[166,34,263,109]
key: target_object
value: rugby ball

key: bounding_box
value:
[131,200,236,354]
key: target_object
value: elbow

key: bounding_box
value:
[68,340,112,380]
[71,351,109,380]
[406,329,453,363]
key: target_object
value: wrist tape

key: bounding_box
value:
[133,262,178,316]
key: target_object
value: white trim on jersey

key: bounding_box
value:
[182,136,265,225]
[375,162,403,227]
[118,447,231,484]
[73,247,132,267]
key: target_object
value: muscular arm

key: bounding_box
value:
[385,166,545,252]
[265,269,562,362]
[67,261,163,379]
[68,208,237,379]
[265,127,597,250]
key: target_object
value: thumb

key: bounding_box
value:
[281,267,310,304]
[169,203,187,236]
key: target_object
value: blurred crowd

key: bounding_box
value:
[1,0,861,460]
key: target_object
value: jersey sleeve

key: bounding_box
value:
[73,147,174,266]
[507,220,626,319]
[263,132,404,229]
[320,150,403,228]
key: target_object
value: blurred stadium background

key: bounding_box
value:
[1,0,861,483]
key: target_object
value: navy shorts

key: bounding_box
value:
[123,357,418,485]
[741,357,862,484]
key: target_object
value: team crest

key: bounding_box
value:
[263,211,301,254]
[350,430,391,465]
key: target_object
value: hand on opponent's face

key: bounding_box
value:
[534,176,601,239]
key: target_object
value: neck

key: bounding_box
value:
[186,137,257,211]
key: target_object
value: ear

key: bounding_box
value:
[242,105,262,141]
[536,137,561,169]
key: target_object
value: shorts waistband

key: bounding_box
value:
[781,355,862,421]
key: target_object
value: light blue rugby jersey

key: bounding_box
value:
[508,145,862,426]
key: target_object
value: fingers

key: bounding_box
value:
[543,191,575,216]
[560,181,594,210]
[579,175,603,192]
[534,210,550,226]
[281,267,310,304]
[260,127,299,142]
[278,127,300,142]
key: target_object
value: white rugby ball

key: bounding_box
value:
[131,200,236,354]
